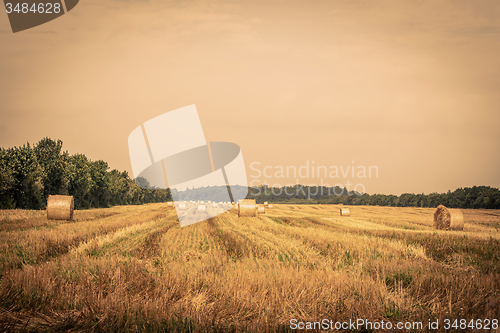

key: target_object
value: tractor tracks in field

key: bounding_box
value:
[0,206,177,276]
[71,210,179,260]
[206,217,247,259]
[132,223,177,259]
[205,213,328,267]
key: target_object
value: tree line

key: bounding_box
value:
[249,185,500,209]
[1,138,498,210]
[0,138,172,209]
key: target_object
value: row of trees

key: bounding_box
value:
[1,138,498,210]
[0,138,172,209]
[249,185,500,209]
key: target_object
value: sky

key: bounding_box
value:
[1,0,499,195]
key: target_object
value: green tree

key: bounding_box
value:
[87,160,110,208]
[0,148,16,208]
[65,154,94,209]
[34,137,67,204]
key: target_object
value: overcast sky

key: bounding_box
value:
[1,0,499,195]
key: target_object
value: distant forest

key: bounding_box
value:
[248,185,500,209]
[171,184,500,209]
[1,138,499,210]
[0,138,172,209]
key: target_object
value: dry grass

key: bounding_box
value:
[0,204,499,332]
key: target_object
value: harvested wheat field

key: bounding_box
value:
[0,204,499,332]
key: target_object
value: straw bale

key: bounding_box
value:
[238,199,257,217]
[340,208,350,216]
[47,195,74,220]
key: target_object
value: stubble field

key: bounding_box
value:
[0,203,499,332]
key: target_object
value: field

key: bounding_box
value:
[0,203,499,332]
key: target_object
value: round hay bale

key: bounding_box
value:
[178,203,186,209]
[47,195,74,221]
[213,203,218,207]
[340,208,350,216]
[257,205,265,214]
[268,204,273,208]
[434,205,464,230]
[167,201,173,207]
[264,201,269,207]
[197,205,206,211]
[238,199,256,217]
